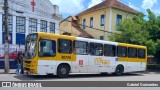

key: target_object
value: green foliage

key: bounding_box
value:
[110,18,148,45]
[110,9,160,56]
[155,39,160,58]
[145,40,156,55]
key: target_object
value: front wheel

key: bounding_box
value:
[57,65,69,78]
[115,65,124,76]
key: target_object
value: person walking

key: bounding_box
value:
[15,53,22,74]
[20,53,24,74]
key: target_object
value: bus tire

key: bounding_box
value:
[57,65,69,78]
[115,65,124,76]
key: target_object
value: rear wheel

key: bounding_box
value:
[57,65,69,78]
[115,65,124,76]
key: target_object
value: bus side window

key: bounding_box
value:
[138,49,146,58]
[58,39,72,54]
[90,43,103,56]
[39,40,56,57]
[117,46,127,57]
[73,41,88,55]
[104,44,116,57]
[128,47,137,58]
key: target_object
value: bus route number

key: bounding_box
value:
[62,56,71,59]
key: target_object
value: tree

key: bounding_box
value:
[146,9,160,41]
[110,18,148,45]
[110,9,160,57]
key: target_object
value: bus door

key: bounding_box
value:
[88,43,103,73]
[116,46,128,70]
[137,48,146,70]
[127,47,138,72]
[100,44,117,73]
[71,41,89,73]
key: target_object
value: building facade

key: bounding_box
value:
[0,0,61,55]
[60,0,139,40]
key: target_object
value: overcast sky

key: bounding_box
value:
[49,0,160,19]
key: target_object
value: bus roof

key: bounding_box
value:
[118,43,147,49]
[33,32,147,48]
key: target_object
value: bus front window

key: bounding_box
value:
[25,34,37,59]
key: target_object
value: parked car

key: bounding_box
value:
[0,50,24,60]
[0,50,24,69]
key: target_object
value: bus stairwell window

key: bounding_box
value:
[39,40,56,57]
[118,46,127,57]
[58,39,72,54]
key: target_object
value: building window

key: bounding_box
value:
[116,14,122,26]
[73,41,88,55]
[58,39,72,54]
[132,18,136,22]
[101,14,105,26]
[2,15,13,32]
[128,47,137,58]
[100,36,104,40]
[16,16,26,33]
[104,44,116,57]
[83,19,86,30]
[29,18,37,33]
[117,46,127,57]
[50,22,55,33]
[90,43,103,56]
[138,49,146,58]
[90,17,93,28]
[39,40,56,57]
[40,20,47,32]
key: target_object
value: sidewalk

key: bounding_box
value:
[0,69,16,74]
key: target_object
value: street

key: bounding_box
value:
[1,69,160,90]
[0,69,159,81]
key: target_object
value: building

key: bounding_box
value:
[60,16,94,38]
[60,0,139,40]
[0,0,61,55]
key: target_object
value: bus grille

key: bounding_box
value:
[24,61,31,64]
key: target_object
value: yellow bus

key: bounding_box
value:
[24,32,147,78]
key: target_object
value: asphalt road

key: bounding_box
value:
[0,69,160,90]
[0,69,159,81]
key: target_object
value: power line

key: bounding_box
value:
[8,0,53,16]
[5,0,115,36]
[8,7,114,34]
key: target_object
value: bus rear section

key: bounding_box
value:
[115,43,147,74]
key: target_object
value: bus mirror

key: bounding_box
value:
[40,41,46,47]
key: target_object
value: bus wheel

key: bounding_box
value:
[115,65,124,76]
[57,65,69,78]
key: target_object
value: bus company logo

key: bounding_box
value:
[2,82,11,87]
[94,58,110,65]
[79,60,83,65]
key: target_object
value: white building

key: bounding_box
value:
[0,0,61,55]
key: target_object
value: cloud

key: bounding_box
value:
[141,0,157,9]
[88,0,104,8]
[153,9,160,16]
[128,2,140,11]
[50,0,85,15]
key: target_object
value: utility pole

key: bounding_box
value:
[4,0,10,73]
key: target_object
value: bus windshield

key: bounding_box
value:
[25,34,38,59]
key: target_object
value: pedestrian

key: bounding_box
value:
[15,53,22,74]
[20,53,24,74]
